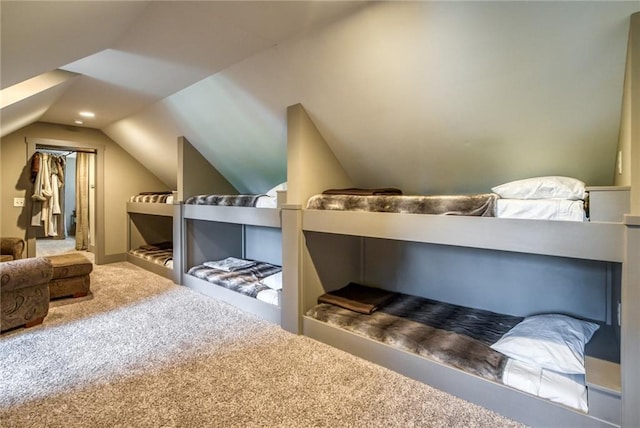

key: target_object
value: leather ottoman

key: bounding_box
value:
[46,253,93,299]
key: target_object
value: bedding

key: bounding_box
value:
[490,314,599,375]
[492,176,586,200]
[306,193,498,216]
[129,242,173,267]
[187,259,282,304]
[185,194,269,207]
[307,191,586,220]
[307,283,593,411]
[322,188,403,196]
[502,358,588,412]
[496,199,586,221]
[129,192,174,204]
[184,183,287,208]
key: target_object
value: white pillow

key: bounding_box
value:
[265,182,287,197]
[490,314,599,374]
[491,176,586,200]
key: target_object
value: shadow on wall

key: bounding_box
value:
[15,162,34,238]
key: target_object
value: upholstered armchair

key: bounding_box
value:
[1,237,25,262]
[1,257,53,332]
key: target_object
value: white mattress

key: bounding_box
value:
[496,199,585,221]
[256,288,280,306]
[502,358,588,412]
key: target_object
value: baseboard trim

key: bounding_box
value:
[101,253,127,264]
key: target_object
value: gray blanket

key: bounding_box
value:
[188,260,281,298]
[184,194,264,207]
[129,242,173,267]
[306,193,498,216]
[307,292,522,382]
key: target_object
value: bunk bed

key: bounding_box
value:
[300,190,625,427]
[282,101,637,428]
[179,183,286,325]
[126,191,178,281]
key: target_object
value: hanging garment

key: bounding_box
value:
[31,152,40,183]
[48,172,61,237]
[31,153,52,226]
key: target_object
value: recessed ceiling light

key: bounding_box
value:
[79,111,95,118]
[74,120,84,125]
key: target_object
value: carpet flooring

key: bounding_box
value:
[0,254,526,427]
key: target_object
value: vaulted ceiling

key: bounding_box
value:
[2,1,639,194]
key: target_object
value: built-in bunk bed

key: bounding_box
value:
[126,191,178,282]
[175,136,287,326]
[282,103,638,428]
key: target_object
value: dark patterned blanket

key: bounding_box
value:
[187,260,282,298]
[184,194,265,207]
[307,288,522,382]
[129,243,173,267]
[130,194,173,203]
[306,193,498,216]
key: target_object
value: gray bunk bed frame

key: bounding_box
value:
[126,199,179,283]
[175,136,286,326]
[282,100,639,427]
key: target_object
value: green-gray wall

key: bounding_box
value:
[1,122,169,261]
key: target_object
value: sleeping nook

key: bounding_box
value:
[281,96,638,427]
[126,191,178,282]
[174,137,288,327]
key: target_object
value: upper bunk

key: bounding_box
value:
[302,206,626,263]
[177,136,285,228]
[127,191,176,217]
[182,192,284,228]
[286,104,630,264]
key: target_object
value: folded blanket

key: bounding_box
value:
[322,188,403,196]
[318,283,397,314]
[203,257,257,272]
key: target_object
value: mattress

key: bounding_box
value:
[187,259,282,305]
[496,199,586,221]
[184,194,276,207]
[307,284,589,411]
[306,193,498,216]
[129,242,173,267]
[129,193,174,204]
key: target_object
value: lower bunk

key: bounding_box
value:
[304,283,621,428]
[127,242,174,280]
[183,257,282,325]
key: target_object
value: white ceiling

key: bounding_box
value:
[2,1,639,194]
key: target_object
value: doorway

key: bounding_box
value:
[26,138,105,264]
[32,148,94,257]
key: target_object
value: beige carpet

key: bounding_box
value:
[0,255,526,428]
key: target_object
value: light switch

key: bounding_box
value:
[13,197,25,207]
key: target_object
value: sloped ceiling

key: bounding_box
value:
[2,1,639,194]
